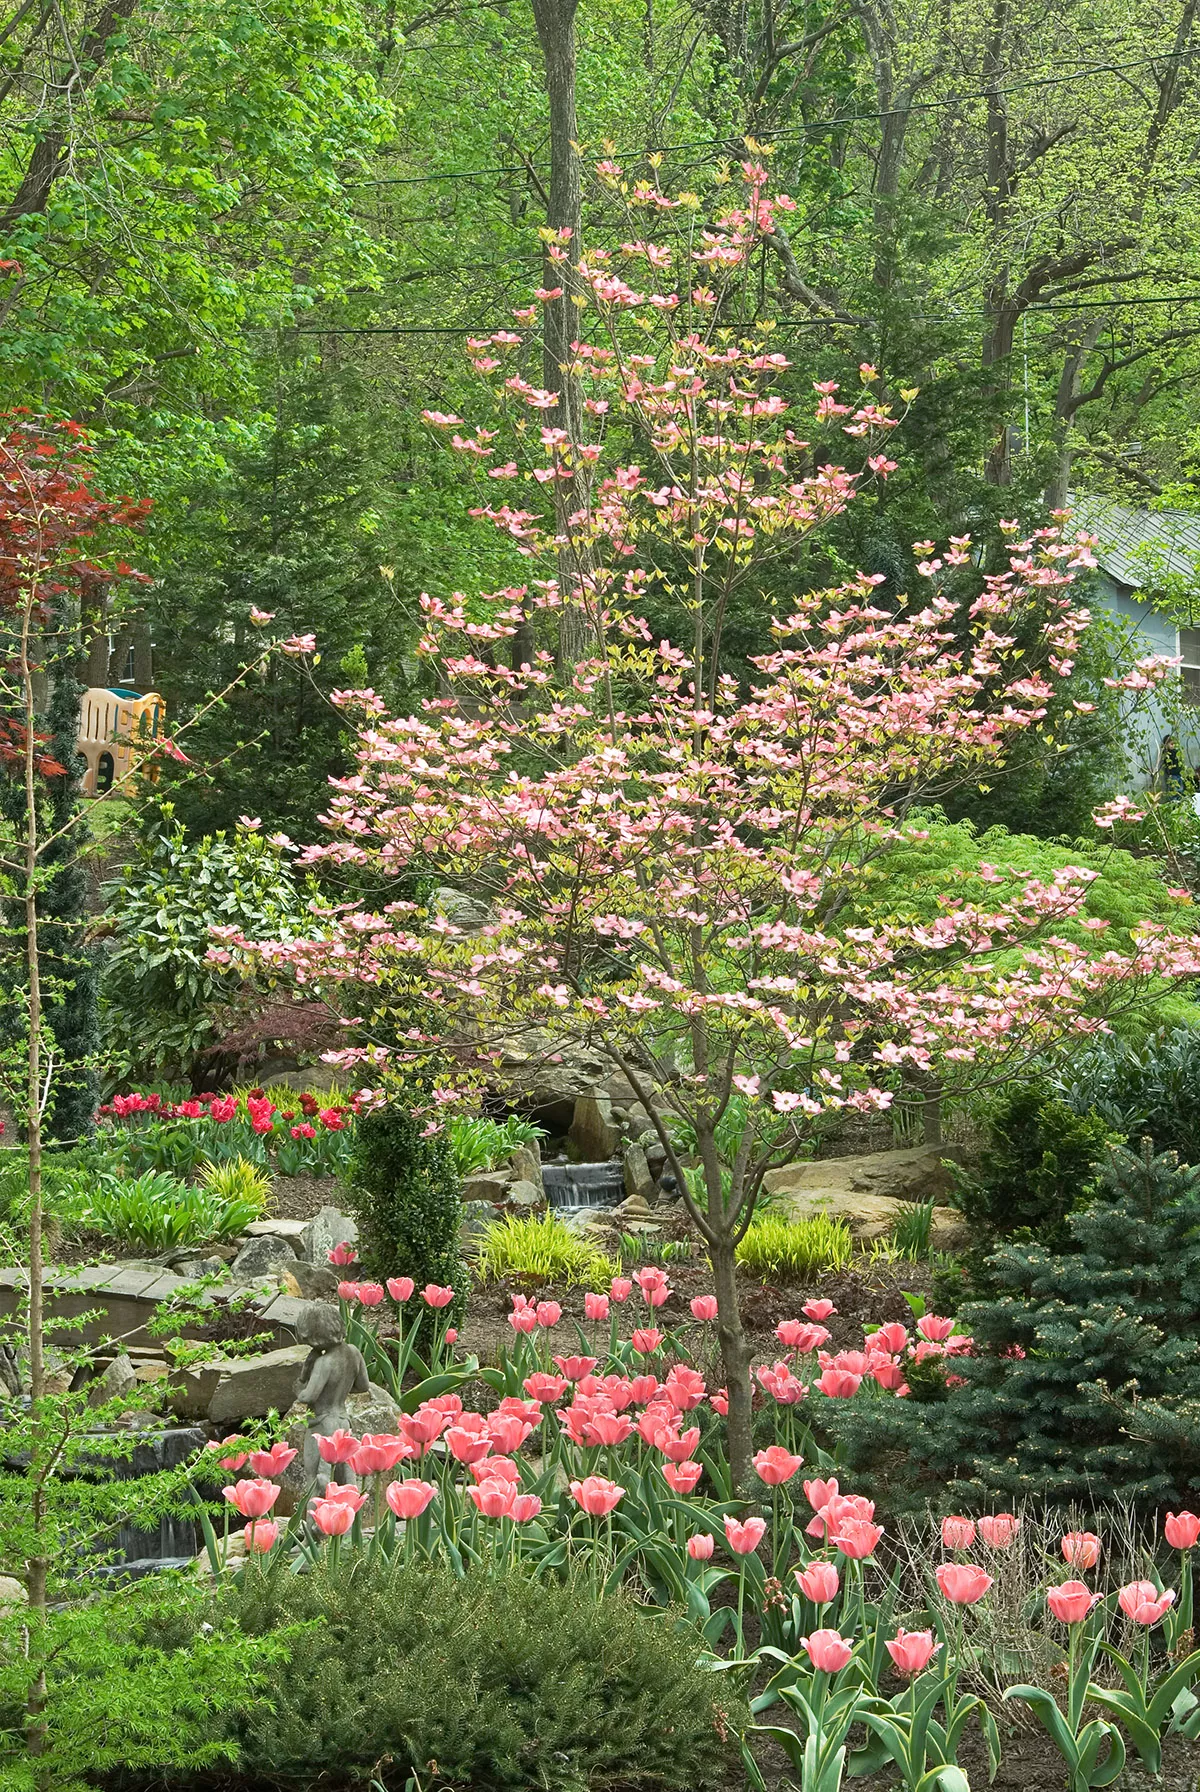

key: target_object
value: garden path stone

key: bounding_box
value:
[230,1234,299,1282]
[299,1205,358,1265]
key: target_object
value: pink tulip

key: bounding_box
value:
[351,1434,412,1475]
[212,1436,249,1470]
[586,1411,635,1447]
[356,1282,385,1307]
[1166,1511,1200,1550]
[316,1428,361,1463]
[422,1284,455,1308]
[246,1442,298,1478]
[803,1300,836,1321]
[663,1459,704,1494]
[754,1445,804,1486]
[916,1314,954,1342]
[834,1517,884,1559]
[664,1365,706,1411]
[632,1328,664,1354]
[553,1354,597,1381]
[523,1372,569,1405]
[244,1519,279,1553]
[312,1499,355,1536]
[497,1394,542,1425]
[758,1361,808,1405]
[1061,1531,1101,1569]
[446,1425,494,1465]
[710,1388,729,1416]
[223,1478,280,1520]
[886,1629,941,1676]
[817,1368,862,1398]
[978,1513,1020,1547]
[320,1482,365,1510]
[804,1477,839,1512]
[1118,1581,1176,1626]
[795,1560,840,1604]
[628,1374,661,1404]
[385,1479,438,1520]
[941,1515,976,1550]
[387,1276,415,1302]
[328,1240,358,1266]
[724,1514,767,1555]
[445,1328,458,1344]
[511,1493,543,1522]
[691,1295,718,1321]
[610,1277,633,1302]
[535,1300,562,1328]
[802,1628,853,1672]
[584,1292,610,1321]
[867,1321,909,1354]
[687,1532,715,1560]
[655,1425,701,1464]
[469,1479,516,1518]
[570,1476,625,1516]
[777,1319,829,1354]
[486,1412,533,1454]
[509,1306,537,1333]
[936,1563,993,1605]
[1047,1580,1099,1625]
[336,1281,361,1302]
[472,1455,520,1485]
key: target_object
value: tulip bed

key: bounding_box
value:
[206,1264,1200,1792]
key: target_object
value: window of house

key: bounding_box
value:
[1180,628,1200,705]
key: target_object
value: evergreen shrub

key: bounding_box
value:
[1052,1026,1200,1165]
[226,1559,743,1790]
[951,1079,1110,1246]
[344,1099,465,1318]
[828,1141,1200,1507]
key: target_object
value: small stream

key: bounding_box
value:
[542,1161,624,1214]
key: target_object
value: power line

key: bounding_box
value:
[352,47,1200,190]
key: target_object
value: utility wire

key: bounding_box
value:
[352,47,1200,189]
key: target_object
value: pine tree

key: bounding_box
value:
[830,1141,1200,1507]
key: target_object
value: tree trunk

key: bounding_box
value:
[1044,316,1105,512]
[710,1230,754,1491]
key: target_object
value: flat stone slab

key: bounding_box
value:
[244,1218,309,1240]
[0,1267,310,1350]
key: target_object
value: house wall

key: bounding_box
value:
[1090,572,1189,786]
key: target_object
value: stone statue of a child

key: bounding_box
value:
[292,1302,368,1485]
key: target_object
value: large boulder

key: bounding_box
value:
[508,1143,544,1194]
[282,1260,340,1301]
[230,1234,298,1283]
[505,1178,543,1211]
[299,1206,359,1266]
[761,1146,967,1246]
[170,1344,310,1424]
[569,1092,620,1162]
[462,1172,512,1205]
[622,1142,655,1202]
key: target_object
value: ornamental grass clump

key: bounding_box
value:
[736,1211,853,1281]
[474,1211,617,1287]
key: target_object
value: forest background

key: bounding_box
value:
[3,0,1199,842]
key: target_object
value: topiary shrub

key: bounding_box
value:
[344,1098,465,1319]
[827,1140,1200,1508]
[225,1559,743,1790]
[951,1078,1110,1248]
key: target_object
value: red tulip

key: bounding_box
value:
[886,1629,940,1677]
[802,1628,853,1672]
[724,1514,767,1555]
[1167,1511,1200,1550]
[803,1300,836,1321]
[469,1478,516,1518]
[941,1515,976,1550]
[312,1499,354,1536]
[422,1283,454,1308]
[584,1292,610,1321]
[754,1445,804,1486]
[553,1354,597,1381]
[1046,1580,1099,1625]
[936,1563,993,1605]
[246,1442,298,1479]
[385,1478,438,1520]
[316,1429,360,1465]
[977,1512,1020,1547]
[795,1560,840,1604]
[351,1434,412,1475]
[687,1531,715,1560]
[386,1275,415,1302]
[834,1517,884,1559]
[223,1478,280,1519]
[244,1519,279,1553]
[570,1475,625,1515]
[663,1459,703,1493]
[1061,1531,1101,1569]
[690,1295,718,1321]
[631,1328,664,1354]
[1118,1580,1176,1626]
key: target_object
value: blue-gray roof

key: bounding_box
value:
[1070,495,1200,590]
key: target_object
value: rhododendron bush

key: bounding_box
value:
[224,159,1200,1487]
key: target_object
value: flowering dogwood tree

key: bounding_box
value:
[227,160,1199,1486]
